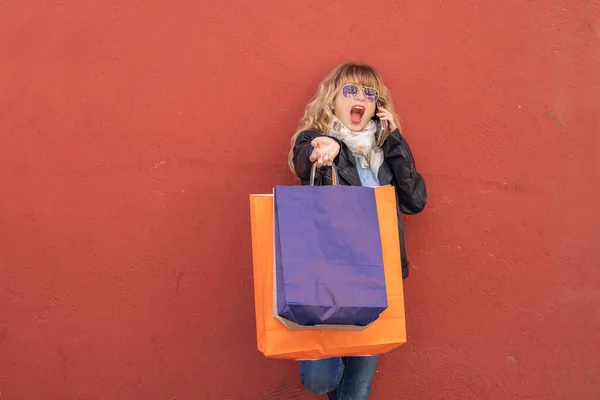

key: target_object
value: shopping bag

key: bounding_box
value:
[249,184,406,360]
[273,183,388,327]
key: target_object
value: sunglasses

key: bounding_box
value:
[341,84,380,103]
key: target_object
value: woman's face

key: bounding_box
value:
[332,84,378,132]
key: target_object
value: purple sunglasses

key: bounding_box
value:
[342,84,379,103]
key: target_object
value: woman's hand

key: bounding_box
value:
[309,136,340,167]
[376,106,398,133]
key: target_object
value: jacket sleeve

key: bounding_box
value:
[292,130,341,184]
[382,129,427,214]
[292,130,319,182]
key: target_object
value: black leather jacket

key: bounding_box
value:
[292,128,427,279]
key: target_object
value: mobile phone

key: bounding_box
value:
[375,102,387,145]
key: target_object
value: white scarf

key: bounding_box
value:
[328,116,384,178]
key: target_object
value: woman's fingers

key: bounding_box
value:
[310,137,339,167]
[312,150,332,167]
[316,149,324,167]
[376,107,398,132]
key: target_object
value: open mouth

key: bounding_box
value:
[350,105,365,124]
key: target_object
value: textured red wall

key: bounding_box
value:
[1,1,599,399]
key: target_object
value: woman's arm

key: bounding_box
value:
[382,129,427,214]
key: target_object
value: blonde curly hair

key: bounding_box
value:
[288,63,401,173]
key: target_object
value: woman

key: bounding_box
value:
[289,63,427,399]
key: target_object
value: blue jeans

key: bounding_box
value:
[299,356,379,399]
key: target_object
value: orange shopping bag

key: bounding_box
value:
[249,185,406,360]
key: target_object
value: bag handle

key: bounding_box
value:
[310,163,339,186]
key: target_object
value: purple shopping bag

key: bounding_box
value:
[274,170,388,327]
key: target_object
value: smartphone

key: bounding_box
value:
[374,102,387,145]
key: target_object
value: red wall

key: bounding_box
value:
[1,1,599,399]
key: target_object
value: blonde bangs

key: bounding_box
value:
[335,64,382,93]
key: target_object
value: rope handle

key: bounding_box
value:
[309,163,339,186]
